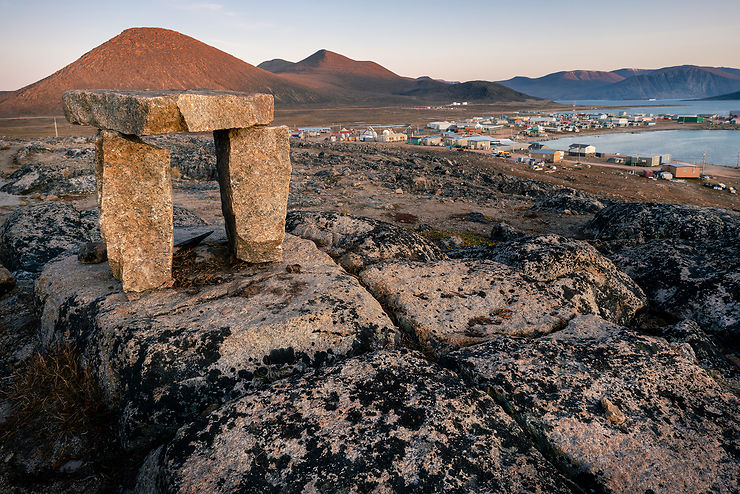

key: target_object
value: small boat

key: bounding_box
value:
[648,98,657,101]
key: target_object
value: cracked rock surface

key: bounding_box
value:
[135,349,574,494]
[35,234,398,451]
[447,315,740,494]
[450,234,646,325]
[360,258,578,357]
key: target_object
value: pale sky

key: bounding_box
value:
[1,0,739,91]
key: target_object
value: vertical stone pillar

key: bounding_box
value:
[96,130,173,292]
[214,125,291,263]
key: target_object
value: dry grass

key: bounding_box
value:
[0,345,114,445]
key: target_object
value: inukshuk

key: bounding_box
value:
[62,90,291,292]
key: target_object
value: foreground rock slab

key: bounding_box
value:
[135,350,573,494]
[63,90,274,135]
[215,126,291,263]
[452,234,646,325]
[360,259,577,356]
[96,130,173,292]
[447,315,740,494]
[36,235,398,451]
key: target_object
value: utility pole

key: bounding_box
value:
[53,117,58,138]
[702,151,706,174]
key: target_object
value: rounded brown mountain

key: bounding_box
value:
[0,27,324,116]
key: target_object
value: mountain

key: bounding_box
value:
[257,59,296,74]
[587,65,740,100]
[398,79,534,102]
[0,29,538,117]
[702,90,740,100]
[499,65,740,100]
[498,70,626,100]
[258,49,412,93]
[0,27,329,116]
[258,49,536,104]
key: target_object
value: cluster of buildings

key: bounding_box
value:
[292,126,409,143]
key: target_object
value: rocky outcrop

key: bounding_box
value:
[135,349,573,494]
[0,138,96,196]
[451,234,646,325]
[657,319,740,393]
[446,315,740,494]
[360,259,577,357]
[607,239,739,339]
[35,235,398,451]
[0,203,100,273]
[148,134,216,181]
[584,201,740,242]
[286,211,445,273]
[585,202,740,340]
[0,163,96,195]
[535,192,607,215]
[0,203,206,276]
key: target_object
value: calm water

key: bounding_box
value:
[544,130,740,167]
[554,99,740,117]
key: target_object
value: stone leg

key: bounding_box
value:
[214,126,291,263]
[96,130,173,292]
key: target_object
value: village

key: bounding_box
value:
[291,107,740,195]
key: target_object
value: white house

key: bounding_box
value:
[428,121,453,131]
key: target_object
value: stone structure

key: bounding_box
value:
[63,89,291,292]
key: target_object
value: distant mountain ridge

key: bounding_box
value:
[702,90,740,100]
[499,65,740,100]
[0,29,537,117]
[257,49,534,103]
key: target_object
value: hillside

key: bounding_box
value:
[259,49,537,104]
[258,49,412,94]
[0,28,330,116]
[587,65,740,100]
[499,70,626,100]
[701,90,740,100]
[499,65,740,100]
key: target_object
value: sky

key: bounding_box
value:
[1,0,739,91]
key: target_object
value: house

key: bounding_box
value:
[445,136,469,147]
[360,128,378,142]
[408,136,423,145]
[467,135,495,150]
[677,115,705,123]
[377,129,408,143]
[531,149,564,163]
[626,155,661,167]
[528,142,546,151]
[428,121,453,131]
[609,117,629,127]
[421,136,442,146]
[568,143,596,156]
[664,163,701,178]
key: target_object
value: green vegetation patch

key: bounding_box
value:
[421,229,495,247]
